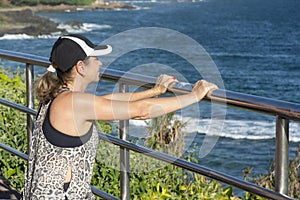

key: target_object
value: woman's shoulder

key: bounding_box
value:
[51,91,73,109]
[51,92,104,115]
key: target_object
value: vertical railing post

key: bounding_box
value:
[275,115,289,195]
[26,63,34,155]
[119,83,130,200]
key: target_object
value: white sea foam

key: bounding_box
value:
[0,23,112,40]
[0,33,60,40]
[0,34,35,40]
[129,116,300,142]
[82,23,112,31]
[57,23,112,33]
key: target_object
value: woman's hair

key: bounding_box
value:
[34,65,74,103]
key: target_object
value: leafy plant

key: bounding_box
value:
[145,112,187,157]
[0,66,27,191]
[92,113,241,199]
[246,145,300,199]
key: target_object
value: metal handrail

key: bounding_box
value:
[0,141,28,161]
[0,97,294,200]
[1,48,299,199]
[0,98,37,116]
[1,49,299,120]
[98,132,293,200]
[100,68,300,121]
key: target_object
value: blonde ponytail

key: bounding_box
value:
[34,71,61,103]
[35,65,75,103]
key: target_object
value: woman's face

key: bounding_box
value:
[85,56,103,83]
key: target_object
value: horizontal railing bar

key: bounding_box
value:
[0,49,49,67]
[211,90,300,121]
[1,48,299,120]
[91,186,120,200]
[0,93,294,199]
[98,132,294,200]
[0,142,28,160]
[214,90,300,113]
[0,98,37,116]
[99,68,300,121]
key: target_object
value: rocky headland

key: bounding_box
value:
[0,2,134,37]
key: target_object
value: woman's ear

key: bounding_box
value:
[75,60,86,77]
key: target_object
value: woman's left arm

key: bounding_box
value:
[102,74,176,101]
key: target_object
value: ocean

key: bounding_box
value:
[0,0,299,194]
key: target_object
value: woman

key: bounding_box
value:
[22,34,217,199]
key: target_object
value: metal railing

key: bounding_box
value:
[0,49,299,200]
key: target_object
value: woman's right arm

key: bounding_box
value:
[129,80,218,120]
[102,74,177,102]
[74,80,217,121]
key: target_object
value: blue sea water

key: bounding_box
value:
[0,0,299,195]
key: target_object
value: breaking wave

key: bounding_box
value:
[129,116,300,142]
[0,23,112,40]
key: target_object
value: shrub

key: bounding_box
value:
[0,66,27,191]
[145,112,187,157]
[92,113,240,199]
[246,145,300,199]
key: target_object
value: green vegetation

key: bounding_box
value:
[0,66,27,191]
[243,150,300,199]
[145,112,187,157]
[93,111,243,199]
[0,66,299,199]
[0,13,8,25]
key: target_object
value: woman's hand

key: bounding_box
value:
[192,80,218,101]
[153,74,178,95]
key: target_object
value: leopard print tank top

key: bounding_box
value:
[22,101,99,199]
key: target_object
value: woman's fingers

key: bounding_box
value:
[192,80,218,100]
[193,80,217,91]
[207,82,218,91]
[155,76,217,99]
[155,74,178,94]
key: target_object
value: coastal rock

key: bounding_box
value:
[0,2,134,37]
[0,9,65,37]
